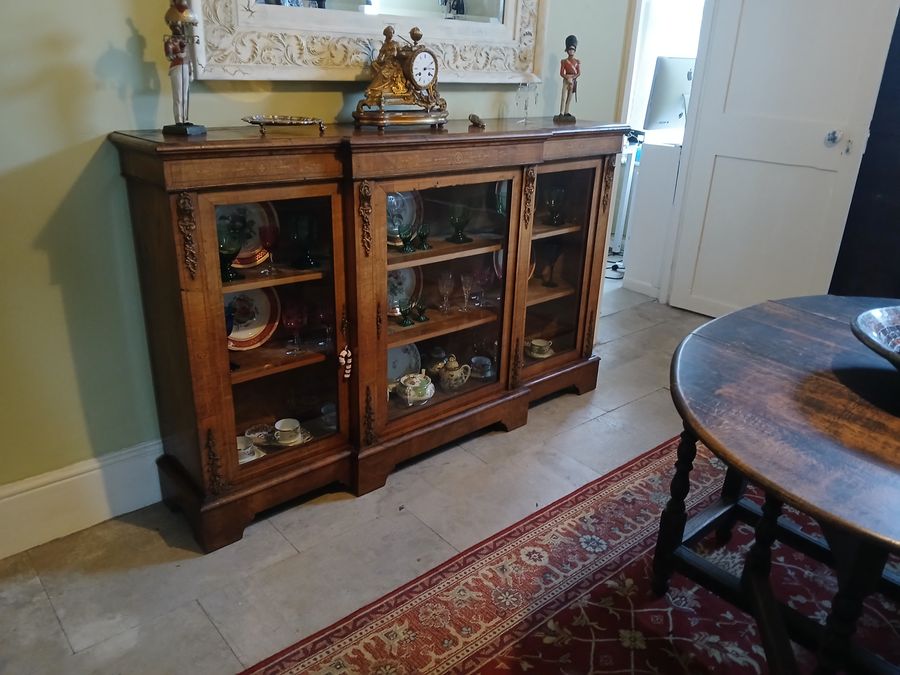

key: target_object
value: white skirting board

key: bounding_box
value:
[0,441,163,561]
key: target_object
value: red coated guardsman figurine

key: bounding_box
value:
[163,0,206,135]
[554,34,580,123]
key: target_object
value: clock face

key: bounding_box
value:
[411,50,437,88]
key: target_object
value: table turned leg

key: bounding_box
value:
[651,426,699,595]
[715,465,748,544]
[815,525,889,674]
[742,494,798,673]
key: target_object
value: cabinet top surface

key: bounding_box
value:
[109,118,629,154]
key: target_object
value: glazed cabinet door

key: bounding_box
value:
[514,160,606,383]
[195,183,350,484]
[364,171,522,438]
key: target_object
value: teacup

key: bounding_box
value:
[236,435,255,461]
[529,338,552,355]
[275,418,301,443]
[470,355,493,378]
[320,403,337,430]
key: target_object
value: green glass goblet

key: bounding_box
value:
[412,302,429,322]
[217,226,245,282]
[416,223,432,250]
[446,205,473,244]
[398,219,417,254]
[396,304,415,327]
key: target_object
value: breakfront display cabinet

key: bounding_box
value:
[111,119,625,550]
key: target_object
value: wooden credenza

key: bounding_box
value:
[110,119,626,551]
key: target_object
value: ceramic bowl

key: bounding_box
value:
[851,306,900,370]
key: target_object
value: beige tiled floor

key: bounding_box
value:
[0,284,708,674]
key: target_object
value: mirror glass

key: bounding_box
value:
[256,1,505,24]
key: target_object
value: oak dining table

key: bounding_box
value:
[650,295,900,673]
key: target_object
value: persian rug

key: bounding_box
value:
[243,438,899,674]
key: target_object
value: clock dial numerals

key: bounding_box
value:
[412,51,437,87]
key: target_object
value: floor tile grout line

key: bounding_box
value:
[599,386,670,415]
[26,550,78,656]
[265,516,302,555]
[196,598,245,670]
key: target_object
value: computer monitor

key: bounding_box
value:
[643,56,695,130]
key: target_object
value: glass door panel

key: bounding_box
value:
[215,193,343,468]
[384,178,512,422]
[524,167,595,368]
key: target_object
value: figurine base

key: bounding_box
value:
[163,122,207,136]
[553,114,577,124]
[353,108,449,130]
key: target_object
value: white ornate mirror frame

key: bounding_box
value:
[191,0,543,83]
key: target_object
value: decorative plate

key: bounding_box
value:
[216,202,279,268]
[386,191,423,247]
[492,245,535,281]
[851,306,900,370]
[387,344,422,382]
[225,288,281,351]
[387,267,423,316]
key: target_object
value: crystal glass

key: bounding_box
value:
[446,204,472,244]
[460,274,475,312]
[474,264,495,307]
[257,220,279,275]
[437,271,454,313]
[281,302,306,356]
[314,304,334,349]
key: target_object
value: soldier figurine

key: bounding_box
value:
[554,35,580,123]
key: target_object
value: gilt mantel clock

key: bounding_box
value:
[353,26,449,130]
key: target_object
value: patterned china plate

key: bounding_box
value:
[216,202,279,268]
[851,306,900,370]
[387,267,423,316]
[387,344,421,382]
[386,191,423,247]
[225,288,281,351]
[493,246,536,281]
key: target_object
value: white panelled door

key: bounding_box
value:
[668,0,899,316]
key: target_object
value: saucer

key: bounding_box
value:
[238,446,266,465]
[526,348,555,359]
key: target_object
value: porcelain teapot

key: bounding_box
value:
[438,354,471,392]
[398,371,435,406]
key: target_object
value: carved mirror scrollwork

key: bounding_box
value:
[190,0,542,83]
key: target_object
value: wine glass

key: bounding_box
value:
[437,271,454,313]
[281,302,307,356]
[546,187,566,227]
[216,223,245,282]
[474,264,495,308]
[287,214,318,269]
[460,274,475,312]
[257,220,279,276]
[541,240,563,288]
[315,304,335,349]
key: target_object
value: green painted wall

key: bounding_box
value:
[0,1,630,486]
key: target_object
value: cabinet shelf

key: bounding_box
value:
[531,223,583,240]
[526,278,577,306]
[229,345,328,384]
[387,236,503,271]
[386,307,498,348]
[387,376,495,422]
[223,267,326,294]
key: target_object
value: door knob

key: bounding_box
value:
[824,129,843,146]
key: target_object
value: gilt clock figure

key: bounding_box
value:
[354,26,449,129]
